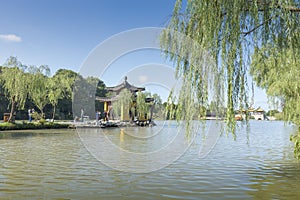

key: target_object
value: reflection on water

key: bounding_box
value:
[0,121,300,199]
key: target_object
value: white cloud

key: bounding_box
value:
[0,34,22,42]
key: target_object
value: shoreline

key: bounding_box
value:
[0,119,155,131]
[0,118,280,131]
[0,122,70,131]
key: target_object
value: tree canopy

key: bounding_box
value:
[27,65,51,118]
[161,0,300,133]
[251,46,300,125]
[112,89,133,120]
[0,57,29,122]
[0,56,107,122]
[48,69,78,120]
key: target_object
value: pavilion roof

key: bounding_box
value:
[95,95,119,102]
[106,76,145,94]
[256,107,264,112]
[248,106,255,112]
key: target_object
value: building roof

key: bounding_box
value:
[106,76,145,94]
[236,106,265,113]
[95,96,119,102]
[256,107,264,112]
[248,106,255,112]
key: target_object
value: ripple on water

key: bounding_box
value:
[0,121,299,199]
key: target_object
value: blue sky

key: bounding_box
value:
[0,0,174,72]
[0,0,270,109]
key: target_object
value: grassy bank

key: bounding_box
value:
[0,122,70,131]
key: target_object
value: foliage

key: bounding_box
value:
[250,46,300,158]
[112,89,133,119]
[0,122,69,131]
[136,92,148,119]
[0,57,107,121]
[291,133,300,159]
[31,111,44,121]
[266,110,280,117]
[251,47,300,125]
[0,67,10,117]
[0,57,29,122]
[27,65,51,118]
[274,112,284,121]
[161,0,300,134]
[150,93,164,119]
[48,69,77,120]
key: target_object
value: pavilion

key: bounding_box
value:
[251,107,265,120]
[96,76,153,121]
[235,106,266,120]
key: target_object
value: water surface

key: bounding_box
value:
[0,121,299,199]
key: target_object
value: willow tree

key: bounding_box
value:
[112,89,133,121]
[0,57,29,122]
[27,65,51,118]
[48,69,77,121]
[48,76,64,121]
[251,47,300,124]
[161,0,300,133]
[150,93,163,120]
[136,92,149,120]
[250,46,300,157]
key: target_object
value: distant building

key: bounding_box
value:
[250,107,265,120]
[235,107,266,121]
[96,76,153,121]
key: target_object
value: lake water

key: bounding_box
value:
[0,120,300,199]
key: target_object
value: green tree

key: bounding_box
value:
[0,57,29,122]
[0,66,10,118]
[150,93,163,120]
[49,69,77,121]
[48,76,63,121]
[250,47,300,157]
[161,0,299,133]
[136,92,148,120]
[112,89,133,120]
[251,47,300,124]
[27,65,51,118]
[88,77,107,113]
[266,110,280,117]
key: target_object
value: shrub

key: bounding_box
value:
[0,122,69,131]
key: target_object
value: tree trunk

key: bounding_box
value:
[8,97,16,123]
[52,104,56,122]
[41,110,44,119]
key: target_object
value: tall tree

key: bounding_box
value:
[251,46,300,125]
[48,76,63,121]
[0,67,10,116]
[161,0,300,133]
[136,92,148,120]
[0,57,29,122]
[150,93,164,120]
[49,69,77,120]
[112,89,133,120]
[250,46,300,157]
[27,65,51,118]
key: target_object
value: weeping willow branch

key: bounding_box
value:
[242,15,276,36]
[161,0,299,136]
